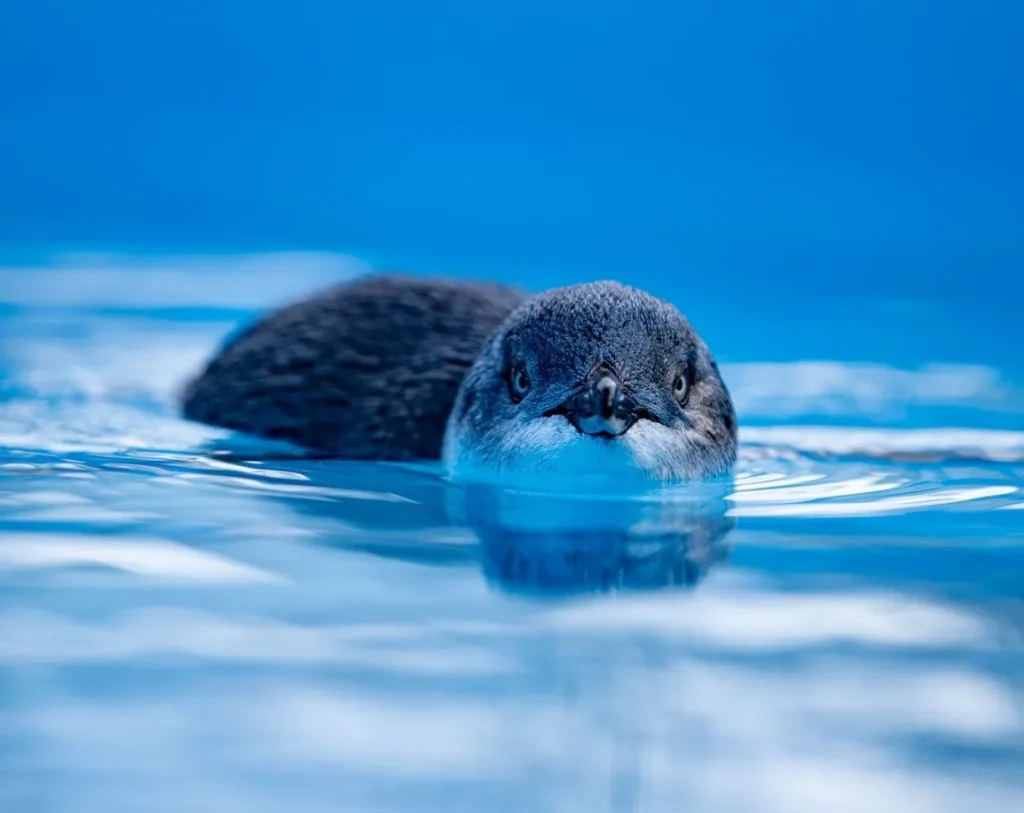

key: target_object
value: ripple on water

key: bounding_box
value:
[1,398,1022,812]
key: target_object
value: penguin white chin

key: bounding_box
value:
[443,416,686,491]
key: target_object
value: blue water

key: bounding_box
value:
[0,257,1021,812]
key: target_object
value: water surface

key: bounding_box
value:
[1,257,1021,812]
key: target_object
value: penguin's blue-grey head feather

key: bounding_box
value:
[442,281,737,486]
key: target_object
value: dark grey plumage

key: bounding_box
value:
[442,281,738,482]
[181,274,525,459]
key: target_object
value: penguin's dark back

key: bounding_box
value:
[181,274,527,460]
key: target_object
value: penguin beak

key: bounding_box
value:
[547,367,643,438]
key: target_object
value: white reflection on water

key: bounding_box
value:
[0,609,512,675]
[0,251,366,309]
[730,484,1018,518]
[0,585,1020,813]
[0,533,284,584]
[544,588,993,649]
[742,425,1024,462]
[727,361,1022,418]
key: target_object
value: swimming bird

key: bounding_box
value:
[181,274,737,484]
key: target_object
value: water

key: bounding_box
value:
[1,257,1022,813]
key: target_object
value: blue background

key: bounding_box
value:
[1,1,1022,373]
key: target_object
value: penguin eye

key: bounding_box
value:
[508,364,531,403]
[672,369,691,406]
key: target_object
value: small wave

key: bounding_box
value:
[0,251,367,309]
[725,361,1022,419]
[741,425,1024,463]
[0,532,284,584]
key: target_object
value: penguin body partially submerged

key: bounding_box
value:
[182,275,737,483]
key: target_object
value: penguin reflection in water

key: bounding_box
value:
[181,274,739,594]
[462,485,734,596]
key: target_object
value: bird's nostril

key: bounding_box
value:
[596,376,617,418]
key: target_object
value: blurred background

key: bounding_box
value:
[2,1,1022,422]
